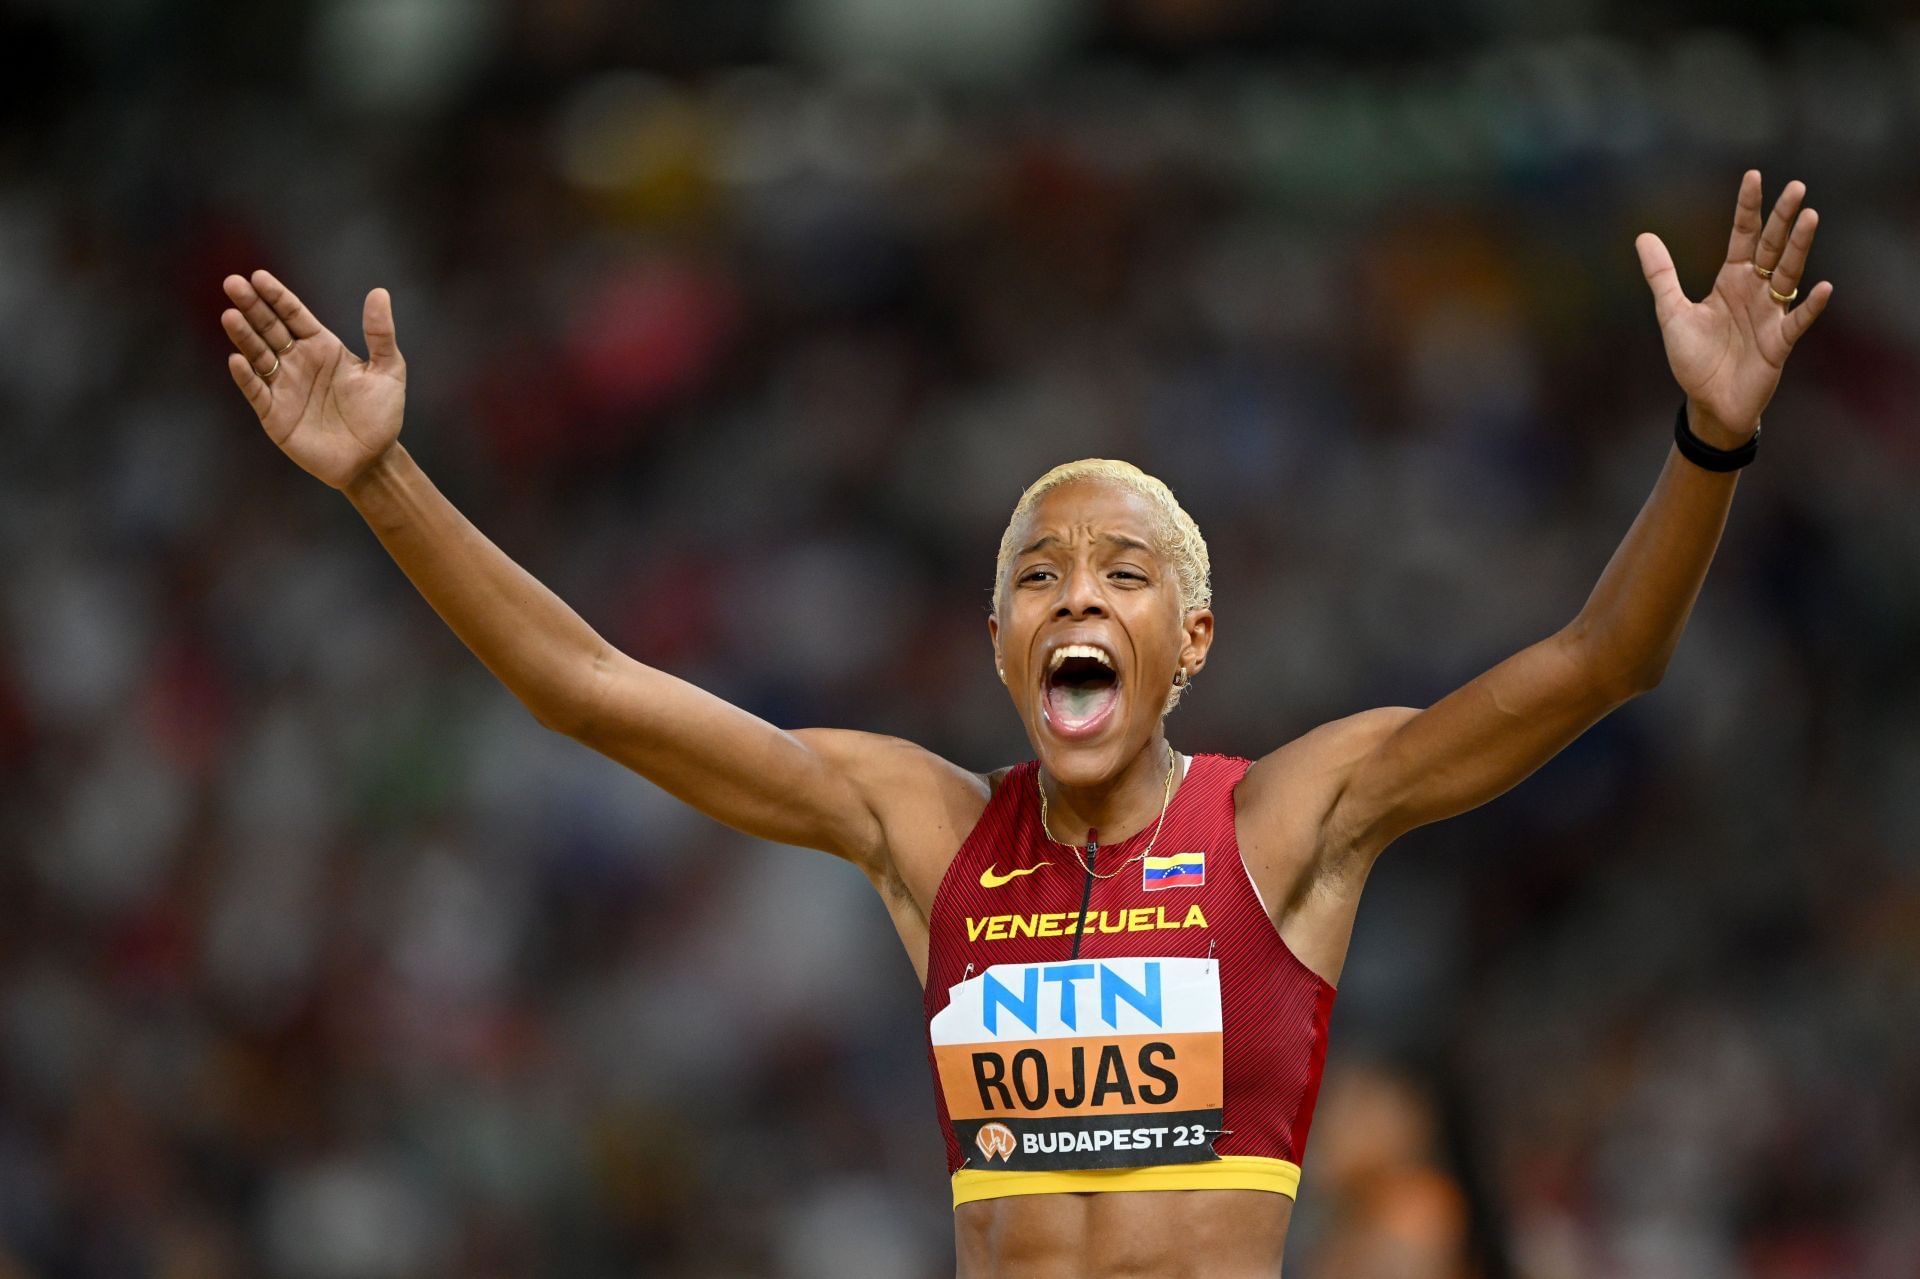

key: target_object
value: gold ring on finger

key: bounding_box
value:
[1752,262,1774,279]
[1768,284,1798,305]
[272,336,295,355]
[261,353,281,381]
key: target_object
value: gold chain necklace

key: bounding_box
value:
[1037,744,1179,879]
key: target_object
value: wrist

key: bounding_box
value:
[1673,400,1760,472]
[343,442,409,503]
[1685,400,1757,450]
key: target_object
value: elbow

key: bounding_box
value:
[1630,657,1669,698]
[526,646,616,739]
[1614,638,1677,700]
[1559,625,1668,706]
[1593,655,1667,706]
[528,696,587,738]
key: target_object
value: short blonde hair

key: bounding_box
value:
[993,459,1212,711]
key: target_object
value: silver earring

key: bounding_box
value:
[1172,668,1188,688]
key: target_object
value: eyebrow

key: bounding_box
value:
[1017,533,1156,557]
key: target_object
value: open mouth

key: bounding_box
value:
[1043,644,1121,738]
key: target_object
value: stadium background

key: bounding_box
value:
[1,0,1915,1275]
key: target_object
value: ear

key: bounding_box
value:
[987,613,1004,682]
[1179,608,1214,678]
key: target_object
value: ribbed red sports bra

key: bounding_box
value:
[922,753,1336,1208]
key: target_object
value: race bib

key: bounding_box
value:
[931,956,1222,1171]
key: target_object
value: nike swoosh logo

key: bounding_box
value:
[979,863,1049,889]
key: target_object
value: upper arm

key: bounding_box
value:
[1319,628,1632,865]
[562,649,895,870]
[792,729,992,905]
[566,648,982,891]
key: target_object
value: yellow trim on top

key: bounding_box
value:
[951,1156,1301,1208]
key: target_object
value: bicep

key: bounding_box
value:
[1327,629,1628,860]
[568,650,887,865]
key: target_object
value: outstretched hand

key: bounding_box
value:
[221,271,406,490]
[1635,171,1832,444]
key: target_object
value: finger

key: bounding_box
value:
[1783,280,1833,349]
[1724,170,1764,264]
[250,269,325,340]
[1635,232,1688,325]
[223,273,297,353]
[221,307,281,378]
[1753,180,1806,273]
[228,352,273,420]
[361,287,403,373]
[1768,207,1818,300]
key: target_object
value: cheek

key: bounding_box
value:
[997,611,1038,668]
[1130,599,1186,653]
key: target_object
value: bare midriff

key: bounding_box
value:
[953,1187,1292,1278]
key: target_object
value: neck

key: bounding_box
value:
[1038,734,1178,847]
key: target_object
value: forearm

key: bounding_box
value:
[1564,402,1746,694]
[217,272,908,866]
[344,443,607,729]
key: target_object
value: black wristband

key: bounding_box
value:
[1673,400,1760,471]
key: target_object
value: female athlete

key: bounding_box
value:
[219,172,1828,1277]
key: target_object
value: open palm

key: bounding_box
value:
[221,270,406,490]
[1635,171,1832,441]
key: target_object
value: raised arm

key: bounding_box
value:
[1319,171,1832,863]
[218,270,960,873]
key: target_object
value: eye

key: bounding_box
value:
[1110,570,1145,582]
[1019,568,1055,584]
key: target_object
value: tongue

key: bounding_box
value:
[1046,680,1119,733]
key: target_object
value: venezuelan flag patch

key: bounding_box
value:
[1141,850,1205,891]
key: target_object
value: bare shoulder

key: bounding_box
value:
[1234,708,1419,907]
[790,728,995,911]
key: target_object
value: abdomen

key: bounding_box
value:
[953,1188,1293,1278]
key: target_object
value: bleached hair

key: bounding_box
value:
[993,459,1211,712]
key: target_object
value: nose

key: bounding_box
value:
[1053,561,1106,619]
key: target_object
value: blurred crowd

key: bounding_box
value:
[2,1,1916,1275]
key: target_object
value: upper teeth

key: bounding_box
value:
[1049,644,1114,674]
